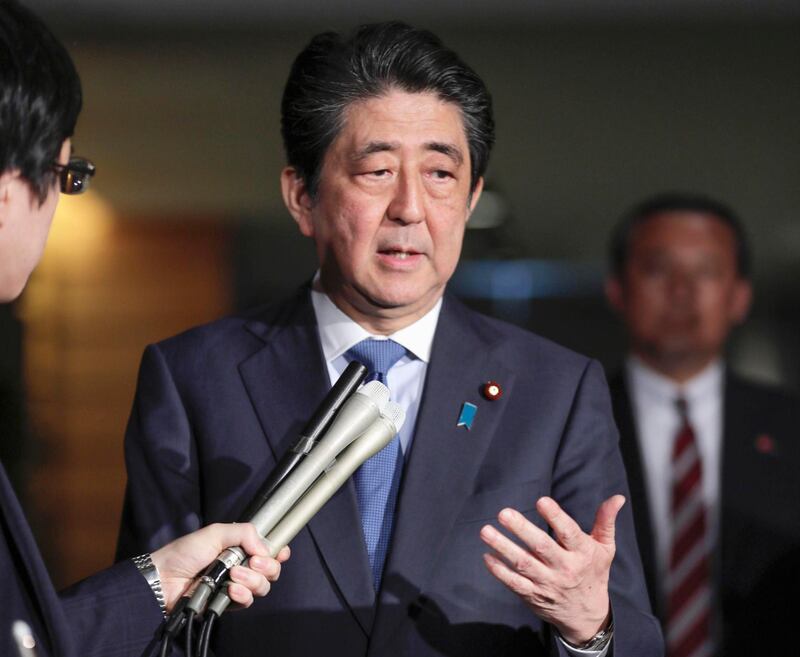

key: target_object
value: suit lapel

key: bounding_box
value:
[238,291,375,634]
[372,296,512,643]
[609,372,661,619]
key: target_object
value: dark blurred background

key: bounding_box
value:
[1,0,798,587]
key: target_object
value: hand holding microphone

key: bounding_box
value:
[150,523,290,612]
[161,366,407,657]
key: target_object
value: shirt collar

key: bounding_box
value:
[626,355,724,405]
[310,284,441,365]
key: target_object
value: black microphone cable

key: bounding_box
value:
[184,609,196,657]
[198,609,217,657]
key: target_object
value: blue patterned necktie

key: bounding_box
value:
[346,338,407,590]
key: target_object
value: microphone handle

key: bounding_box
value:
[207,414,399,617]
[238,361,367,521]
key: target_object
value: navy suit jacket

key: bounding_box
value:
[0,462,163,657]
[610,371,800,657]
[117,288,662,657]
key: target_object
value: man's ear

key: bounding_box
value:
[730,278,753,325]
[280,167,314,237]
[466,177,484,218]
[0,170,20,219]
[605,276,626,313]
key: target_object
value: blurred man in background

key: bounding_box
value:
[0,2,287,655]
[605,192,800,657]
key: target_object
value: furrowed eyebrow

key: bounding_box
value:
[351,141,399,162]
[426,142,464,166]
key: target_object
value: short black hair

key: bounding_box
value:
[0,0,82,203]
[609,192,752,279]
[281,21,494,198]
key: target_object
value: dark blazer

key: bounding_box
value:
[117,289,662,657]
[0,462,163,657]
[610,370,800,657]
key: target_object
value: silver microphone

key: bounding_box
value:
[206,401,406,617]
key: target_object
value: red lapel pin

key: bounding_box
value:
[482,381,502,401]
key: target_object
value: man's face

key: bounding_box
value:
[0,139,70,302]
[606,211,752,378]
[282,89,482,332]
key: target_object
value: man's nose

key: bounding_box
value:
[667,270,696,301]
[387,172,425,225]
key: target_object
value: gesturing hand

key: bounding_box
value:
[151,522,291,613]
[479,495,625,645]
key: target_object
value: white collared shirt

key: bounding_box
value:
[626,356,723,586]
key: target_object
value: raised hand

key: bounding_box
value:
[480,495,625,645]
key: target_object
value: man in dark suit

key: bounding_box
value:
[605,193,800,657]
[0,2,286,655]
[117,22,662,657]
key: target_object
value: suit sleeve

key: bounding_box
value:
[116,344,203,560]
[550,360,663,657]
[59,560,163,657]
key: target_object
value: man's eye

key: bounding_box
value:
[431,170,453,180]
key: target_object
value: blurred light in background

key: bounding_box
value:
[451,259,603,300]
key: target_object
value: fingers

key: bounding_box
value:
[484,508,561,568]
[535,497,584,550]
[591,495,625,546]
[248,555,283,583]
[232,523,272,559]
[275,545,291,563]
[480,518,552,580]
[227,550,288,607]
[482,552,539,599]
[229,563,270,604]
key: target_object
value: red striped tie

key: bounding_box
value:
[666,398,712,657]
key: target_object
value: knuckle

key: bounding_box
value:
[513,553,535,574]
[530,540,548,558]
[269,562,282,581]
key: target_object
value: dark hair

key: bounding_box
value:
[609,192,752,279]
[281,21,494,198]
[0,0,82,203]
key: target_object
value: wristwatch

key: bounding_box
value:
[564,615,614,652]
[132,553,168,618]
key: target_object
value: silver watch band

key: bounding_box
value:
[560,614,614,652]
[132,553,167,618]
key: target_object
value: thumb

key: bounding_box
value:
[591,495,625,546]
[209,522,270,559]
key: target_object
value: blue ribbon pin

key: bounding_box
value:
[457,402,477,430]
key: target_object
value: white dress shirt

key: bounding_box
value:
[310,286,609,657]
[626,356,723,586]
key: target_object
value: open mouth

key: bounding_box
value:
[377,246,423,267]
[380,249,418,259]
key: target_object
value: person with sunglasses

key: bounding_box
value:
[0,2,288,656]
